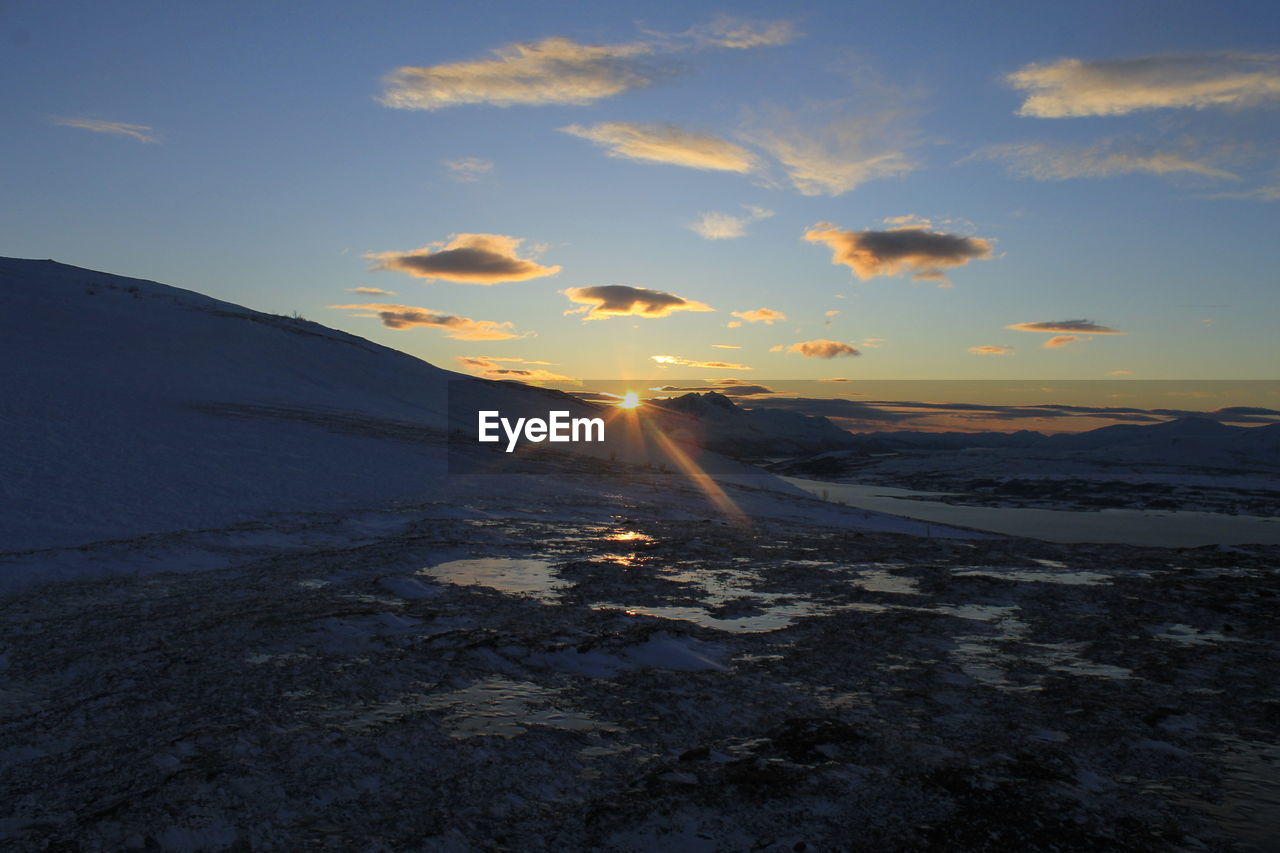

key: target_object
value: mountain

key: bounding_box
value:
[0,259,781,552]
[644,391,860,458]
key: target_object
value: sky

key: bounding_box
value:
[3,0,1279,391]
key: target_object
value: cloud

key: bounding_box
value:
[564,285,712,320]
[650,354,753,370]
[443,157,494,182]
[684,15,798,49]
[804,223,994,282]
[780,339,861,359]
[561,122,759,172]
[1108,369,1133,375]
[727,321,742,328]
[969,345,1011,355]
[689,205,773,239]
[329,303,524,339]
[1007,52,1280,118]
[742,104,919,196]
[51,117,158,143]
[711,344,742,349]
[1206,184,1280,201]
[367,234,560,284]
[1044,335,1090,348]
[1006,319,1124,334]
[730,307,786,324]
[456,356,573,382]
[379,37,658,110]
[348,286,396,295]
[969,141,1239,181]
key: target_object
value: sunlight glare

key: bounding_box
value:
[617,391,641,409]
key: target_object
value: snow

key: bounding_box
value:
[0,257,958,573]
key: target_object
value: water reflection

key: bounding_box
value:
[423,557,565,602]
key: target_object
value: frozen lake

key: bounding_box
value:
[784,477,1280,547]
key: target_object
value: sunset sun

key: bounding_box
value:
[617,391,641,409]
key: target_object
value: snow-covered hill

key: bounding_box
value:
[0,258,951,557]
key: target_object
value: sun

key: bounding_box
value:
[616,391,641,409]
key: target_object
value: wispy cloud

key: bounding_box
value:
[348,286,396,296]
[689,205,773,239]
[969,345,1011,355]
[775,339,861,359]
[682,14,799,49]
[1205,184,1280,201]
[562,122,759,172]
[711,344,742,349]
[329,303,525,339]
[1007,319,1124,334]
[564,285,712,320]
[1108,369,1133,375]
[379,18,796,112]
[804,222,994,283]
[1007,52,1280,118]
[1044,335,1090,348]
[443,156,494,182]
[730,307,786,324]
[742,97,920,196]
[367,234,560,284]
[651,354,753,370]
[455,356,573,382]
[968,140,1239,181]
[379,37,657,110]
[51,117,158,143]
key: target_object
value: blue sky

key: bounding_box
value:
[2,0,1278,384]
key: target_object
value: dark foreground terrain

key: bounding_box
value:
[2,482,1277,852]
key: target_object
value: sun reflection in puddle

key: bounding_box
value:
[422,558,565,603]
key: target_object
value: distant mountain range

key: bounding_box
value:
[640,390,1280,472]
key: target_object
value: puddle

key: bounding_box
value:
[952,565,1112,586]
[423,558,565,603]
[597,602,822,634]
[851,567,919,595]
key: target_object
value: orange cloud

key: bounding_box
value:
[329,303,524,340]
[650,354,753,370]
[561,122,759,172]
[367,234,559,284]
[730,307,787,324]
[379,37,656,110]
[711,344,741,349]
[564,285,712,320]
[1044,335,1090,348]
[804,222,993,282]
[780,339,861,359]
[1108,369,1133,375]
[1007,53,1280,118]
[348,286,396,295]
[455,356,573,382]
[1006,320,1124,334]
[969,345,1011,355]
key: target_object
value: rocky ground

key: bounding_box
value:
[2,478,1278,852]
